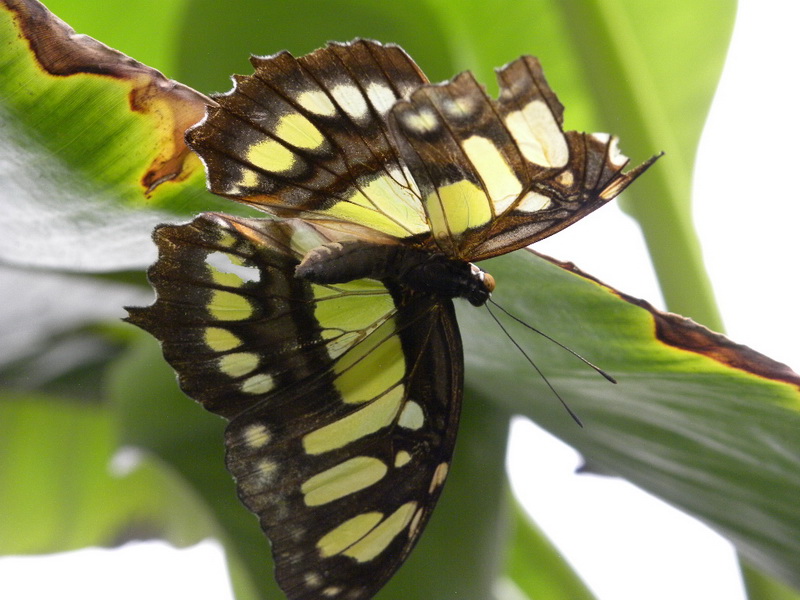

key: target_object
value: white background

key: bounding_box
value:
[2,1,798,598]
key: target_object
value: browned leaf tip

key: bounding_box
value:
[3,0,215,195]
[535,250,800,388]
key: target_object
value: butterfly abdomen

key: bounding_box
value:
[296,241,492,306]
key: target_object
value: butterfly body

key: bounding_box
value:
[296,241,493,307]
[127,39,658,599]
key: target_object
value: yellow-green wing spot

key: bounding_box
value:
[342,501,419,563]
[204,327,242,352]
[316,501,419,563]
[206,289,253,321]
[239,110,328,176]
[301,456,388,506]
[330,171,427,239]
[317,512,384,558]
[424,179,492,241]
[302,386,404,455]
[394,451,412,468]
[245,137,300,175]
[218,352,260,378]
[311,280,396,353]
[332,317,405,404]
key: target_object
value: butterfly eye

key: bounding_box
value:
[483,271,496,293]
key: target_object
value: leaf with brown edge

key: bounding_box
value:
[0,0,238,271]
[5,0,210,194]
[549,254,800,387]
[460,248,800,588]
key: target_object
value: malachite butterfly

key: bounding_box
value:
[127,39,658,600]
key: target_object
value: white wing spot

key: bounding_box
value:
[297,89,337,116]
[366,82,397,114]
[206,251,260,284]
[254,459,277,484]
[442,95,476,118]
[398,401,424,430]
[285,524,306,542]
[400,108,438,134]
[505,100,568,168]
[517,191,551,213]
[428,462,449,494]
[241,423,271,448]
[304,572,322,589]
[462,135,522,213]
[240,373,274,395]
[331,84,369,121]
[594,134,629,167]
[555,170,574,187]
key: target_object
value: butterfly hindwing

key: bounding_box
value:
[126,213,462,600]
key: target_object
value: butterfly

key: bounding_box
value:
[126,39,658,600]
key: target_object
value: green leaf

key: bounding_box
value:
[461,249,800,588]
[4,1,781,599]
[0,0,235,271]
[0,391,218,553]
[553,1,736,330]
[743,562,800,600]
[172,0,456,96]
[0,265,148,368]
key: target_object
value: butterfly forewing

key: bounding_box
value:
[127,213,462,600]
[389,54,660,260]
[186,40,431,241]
[187,40,657,264]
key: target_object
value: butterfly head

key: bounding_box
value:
[464,263,494,307]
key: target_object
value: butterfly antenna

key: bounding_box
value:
[488,299,616,384]
[485,302,584,428]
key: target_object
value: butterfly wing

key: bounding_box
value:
[126,213,462,600]
[389,55,660,260]
[187,40,657,261]
[186,40,432,242]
